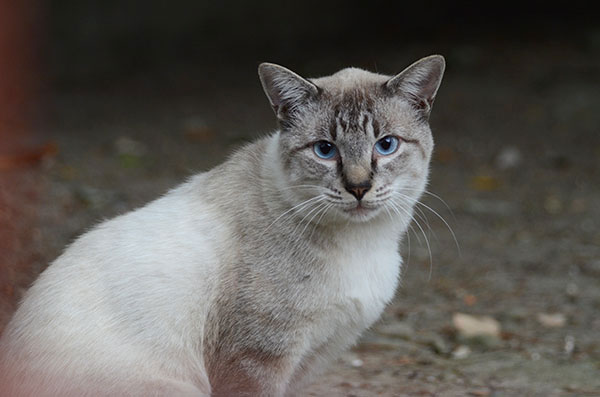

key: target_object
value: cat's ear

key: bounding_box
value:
[258,63,319,122]
[385,55,445,120]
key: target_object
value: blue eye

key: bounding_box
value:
[313,141,337,159]
[374,136,399,156]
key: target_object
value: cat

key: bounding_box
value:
[0,55,445,396]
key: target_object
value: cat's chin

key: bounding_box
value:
[340,203,381,222]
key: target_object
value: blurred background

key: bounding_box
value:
[1,1,599,395]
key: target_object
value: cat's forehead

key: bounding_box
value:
[310,68,391,112]
[311,67,389,92]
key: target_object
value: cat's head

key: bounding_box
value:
[258,55,445,223]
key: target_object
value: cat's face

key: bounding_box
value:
[259,56,445,224]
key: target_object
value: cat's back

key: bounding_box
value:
[0,171,234,395]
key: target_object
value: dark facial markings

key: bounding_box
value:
[372,118,381,138]
[325,89,378,138]
[329,120,337,141]
[361,113,370,135]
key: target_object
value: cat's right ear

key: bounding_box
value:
[258,63,319,123]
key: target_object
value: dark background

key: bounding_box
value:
[40,2,598,85]
[1,2,599,395]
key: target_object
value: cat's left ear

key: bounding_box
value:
[385,55,445,120]
[258,63,319,123]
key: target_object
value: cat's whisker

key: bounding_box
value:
[278,184,325,191]
[385,199,422,249]
[394,194,436,233]
[389,197,433,282]
[297,200,332,240]
[395,192,460,257]
[375,190,393,199]
[325,193,343,201]
[288,199,330,240]
[399,188,456,221]
[381,203,413,267]
[262,195,326,235]
[407,202,435,243]
[281,199,331,252]
[405,222,412,271]
[307,202,335,242]
[390,203,422,271]
[259,181,324,196]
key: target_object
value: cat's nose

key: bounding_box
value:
[345,181,372,201]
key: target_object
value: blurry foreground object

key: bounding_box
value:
[0,0,47,332]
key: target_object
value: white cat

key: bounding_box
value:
[0,55,445,396]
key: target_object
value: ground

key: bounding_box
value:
[1,41,599,396]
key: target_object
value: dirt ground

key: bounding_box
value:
[1,40,599,396]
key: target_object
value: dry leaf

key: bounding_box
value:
[471,175,501,191]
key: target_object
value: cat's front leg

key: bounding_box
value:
[209,351,301,397]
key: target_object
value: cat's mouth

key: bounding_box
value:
[343,202,376,216]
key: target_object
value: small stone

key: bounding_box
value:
[564,335,575,356]
[565,283,579,298]
[350,358,363,368]
[537,313,566,328]
[495,146,521,170]
[452,345,471,359]
[452,313,501,338]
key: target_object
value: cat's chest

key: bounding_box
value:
[288,232,401,356]
[311,231,402,326]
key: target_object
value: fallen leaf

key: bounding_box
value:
[471,175,501,192]
[463,294,477,306]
